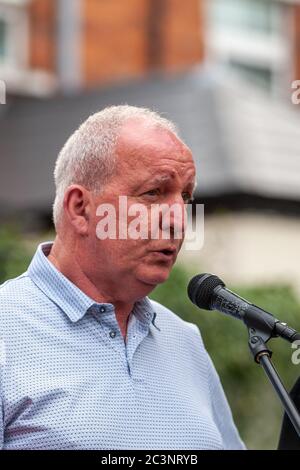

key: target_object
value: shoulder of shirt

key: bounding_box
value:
[0,272,30,293]
[0,273,37,333]
[0,272,34,309]
[149,298,203,339]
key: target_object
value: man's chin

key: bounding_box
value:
[137,267,172,287]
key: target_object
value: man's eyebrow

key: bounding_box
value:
[138,174,173,188]
[136,173,196,192]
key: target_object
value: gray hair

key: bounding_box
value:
[52,105,178,229]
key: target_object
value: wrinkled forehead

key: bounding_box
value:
[116,119,194,168]
[110,122,196,194]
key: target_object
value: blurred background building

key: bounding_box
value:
[1,0,300,449]
[1,0,300,290]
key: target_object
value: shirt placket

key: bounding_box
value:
[92,305,151,378]
[125,313,151,378]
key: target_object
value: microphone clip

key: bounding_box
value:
[248,327,273,364]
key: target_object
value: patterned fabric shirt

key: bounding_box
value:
[0,242,245,450]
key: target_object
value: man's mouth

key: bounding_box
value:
[151,246,177,261]
[160,248,175,256]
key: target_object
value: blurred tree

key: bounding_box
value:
[0,225,31,283]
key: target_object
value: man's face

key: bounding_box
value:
[88,119,196,300]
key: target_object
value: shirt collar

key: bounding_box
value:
[27,242,159,329]
[132,297,160,331]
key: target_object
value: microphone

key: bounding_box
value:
[188,273,300,343]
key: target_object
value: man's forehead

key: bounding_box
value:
[119,162,196,193]
[116,147,195,184]
[114,119,196,188]
[116,125,193,176]
[117,119,190,156]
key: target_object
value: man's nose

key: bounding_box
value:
[159,198,187,240]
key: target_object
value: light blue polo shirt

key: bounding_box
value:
[0,242,244,450]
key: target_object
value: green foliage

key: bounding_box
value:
[151,264,300,450]
[0,225,31,283]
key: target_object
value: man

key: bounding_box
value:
[0,106,244,449]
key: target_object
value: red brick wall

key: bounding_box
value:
[25,0,204,87]
[82,0,204,87]
[293,4,300,81]
[82,0,149,86]
[28,0,56,72]
[162,0,204,72]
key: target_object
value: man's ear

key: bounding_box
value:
[63,185,91,235]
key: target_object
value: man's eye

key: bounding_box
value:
[182,192,193,203]
[144,189,160,197]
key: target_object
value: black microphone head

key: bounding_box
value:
[187,273,225,310]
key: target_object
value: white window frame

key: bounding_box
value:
[0,0,57,96]
[204,0,292,96]
[0,1,29,70]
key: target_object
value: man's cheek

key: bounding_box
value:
[178,238,184,251]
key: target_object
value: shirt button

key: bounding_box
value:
[109,331,116,339]
[100,306,106,313]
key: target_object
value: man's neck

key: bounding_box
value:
[47,237,133,339]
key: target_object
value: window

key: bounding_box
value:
[206,0,288,95]
[0,18,6,60]
[209,0,279,35]
[229,60,273,91]
[0,3,29,69]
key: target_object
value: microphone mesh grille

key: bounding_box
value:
[188,274,225,310]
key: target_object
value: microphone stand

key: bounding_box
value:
[248,327,300,439]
